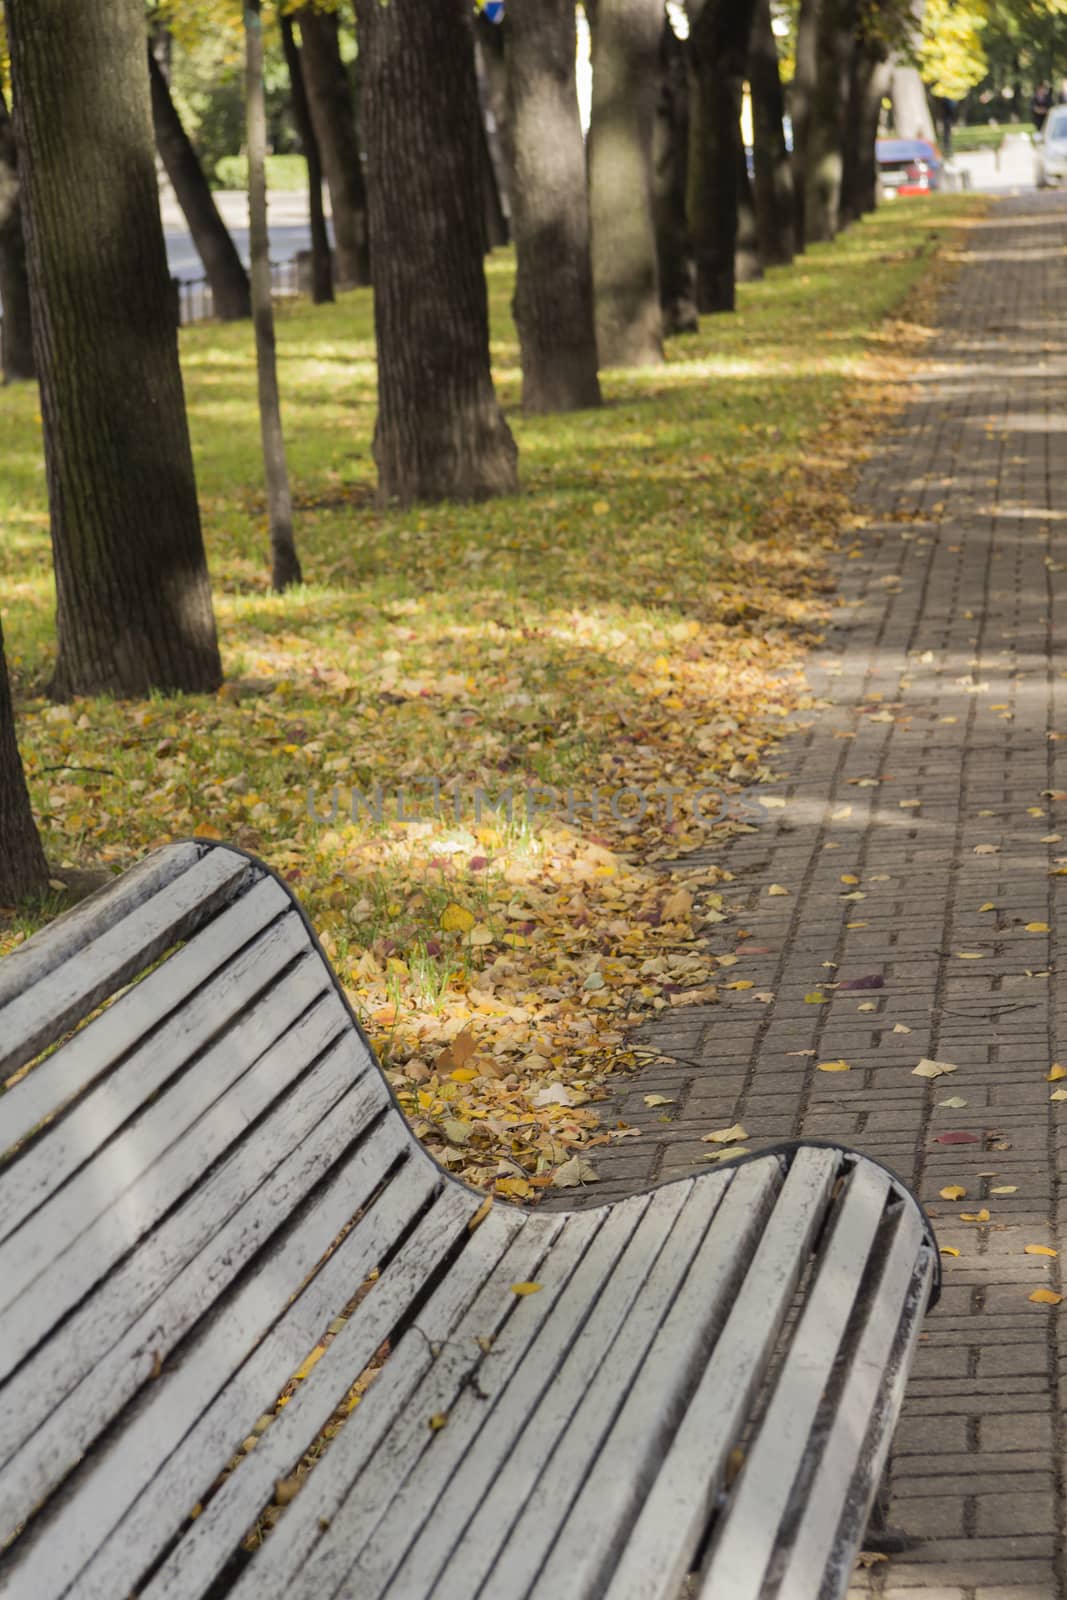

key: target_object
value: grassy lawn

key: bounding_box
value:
[0,193,983,1194]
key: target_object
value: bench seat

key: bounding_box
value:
[0,841,939,1600]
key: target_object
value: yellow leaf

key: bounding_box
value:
[978,902,996,912]
[804,991,828,1004]
[960,1209,990,1222]
[767,884,790,896]
[840,874,860,885]
[1025,1244,1058,1257]
[702,1122,748,1144]
[1049,1064,1067,1081]
[193,823,223,840]
[703,1147,751,1162]
[592,499,610,515]
[724,980,754,991]
[939,1185,967,1200]
[1051,1089,1067,1102]
[940,1246,960,1257]
[449,1066,479,1083]
[1025,922,1050,933]
[990,1185,1017,1194]
[428,1412,449,1431]
[467,1195,493,1232]
[511,1281,543,1296]
[440,903,475,933]
[1029,1288,1063,1304]
[816,1059,851,1073]
[956,950,984,959]
[643,1094,675,1107]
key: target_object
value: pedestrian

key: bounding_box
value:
[1032,81,1052,131]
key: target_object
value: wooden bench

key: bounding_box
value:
[0,839,939,1600]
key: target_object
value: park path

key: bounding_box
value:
[566,192,1067,1598]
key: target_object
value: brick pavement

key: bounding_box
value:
[549,193,1067,1597]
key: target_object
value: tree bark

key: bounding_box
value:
[652,16,698,335]
[805,0,858,243]
[790,0,818,252]
[841,38,890,225]
[0,618,48,905]
[506,0,601,411]
[0,86,34,383]
[477,101,509,253]
[735,136,763,282]
[352,0,518,504]
[589,0,663,367]
[246,0,302,592]
[749,0,794,267]
[147,50,251,322]
[7,0,222,700]
[686,0,757,314]
[295,7,370,289]
[280,14,334,304]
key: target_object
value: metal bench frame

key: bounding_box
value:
[0,840,939,1600]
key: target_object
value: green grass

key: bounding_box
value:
[951,122,1035,152]
[0,192,984,1190]
[212,152,310,191]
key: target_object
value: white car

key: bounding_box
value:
[1036,106,1067,186]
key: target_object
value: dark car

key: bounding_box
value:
[876,137,943,196]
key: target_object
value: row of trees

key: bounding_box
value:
[0,0,958,904]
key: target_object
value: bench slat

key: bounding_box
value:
[0,846,253,1078]
[601,1146,839,1600]
[0,873,291,1169]
[69,1142,452,1600]
[4,1125,437,1600]
[0,974,347,1380]
[0,892,304,1243]
[465,1172,732,1600]
[696,1160,892,1597]
[0,1038,388,1521]
[292,1192,658,1599]
[773,1208,933,1600]
[382,1181,700,1600]
[0,842,203,1011]
[227,1207,605,1600]
[143,1204,533,1600]
[523,1156,785,1600]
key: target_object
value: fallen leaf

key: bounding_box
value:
[857,1001,877,1012]
[959,1209,990,1222]
[428,1413,450,1431]
[913,1058,958,1079]
[1029,1288,1063,1305]
[511,1282,543,1295]
[1025,1244,1058,1257]
[840,874,860,886]
[440,902,476,933]
[767,884,790,896]
[725,980,754,991]
[551,1155,599,1187]
[990,1185,1018,1195]
[274,1476,301,1506]
[643,1094,675,1107]
[534,1083,574,1107]
[938,1096,968,1109]
[940,1246,961,1257]
[1050,1064,1067,1081]
[956,951,985,960]
[467,1195,494,1231]
[785,1048,816,1056]
[1025,922,1050,933]
[703,1147,751,1162]
[973,844,999,856]
[703,1122,748,1144]
[939,1185,967,1200]
[892,1023,912,1034]
[816,1059,851,1072]
[899,799,921,809]
[1053,1089,1067,1102]
[978,902,996,912]
[804,991,828,1004]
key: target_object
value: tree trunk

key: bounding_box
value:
[790,0,818,252]
[280,14,334,304]
[749,0,794,267]
[804,0,857,243]
[352,0,518,504]
[686,0,757,314]
[890,62,936,144]
[506,0,601,411]
[477,102,509,253]
[246,0,302,592]
[652,16,698,335]
[734,136,763,282]
[7,0,222,700]
[841,39,890,225]
[588,0,663,367]
[295,7,370,289]
[0,618,48,906]
[0,85,34,383]
[147,50,251,322]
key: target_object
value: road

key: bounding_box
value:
[161,187,334,283]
